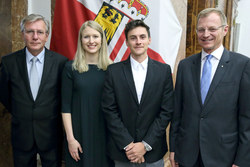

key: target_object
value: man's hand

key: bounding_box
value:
[125,142,146,163]
[137,156,145,164]
[232,164,239,167]
[170,152,179,167]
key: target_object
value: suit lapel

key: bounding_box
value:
[203,49,230,107]
[191,53,203,106]
[140,58,154,106]
[123,58,139,104]
[36,49,55,99]
[16,48,34,99]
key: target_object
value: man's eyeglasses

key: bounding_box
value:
[24,29,47,36]
[196,25,225,34]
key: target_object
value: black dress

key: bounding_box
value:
[61,61,113,167]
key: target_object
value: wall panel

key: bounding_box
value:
[0,0,27,166]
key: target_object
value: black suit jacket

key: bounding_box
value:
[102,56,174,163]
[170,49,250,167]
[0,47,67,151]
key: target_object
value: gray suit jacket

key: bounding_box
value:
[170,49,250,167]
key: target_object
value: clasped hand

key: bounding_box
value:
[125,142,146,163]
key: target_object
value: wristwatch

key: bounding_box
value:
[142,141,152,152]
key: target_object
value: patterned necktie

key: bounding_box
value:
[201,54,213,104]
[30,57,39,100]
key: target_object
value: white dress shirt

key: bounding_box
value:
[200,45,224,82]
[130,56,148,103]
[125,56,152,151]
[26,48,45,85]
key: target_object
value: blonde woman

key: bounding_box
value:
[61,21,113,167]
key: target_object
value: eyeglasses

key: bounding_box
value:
[196,25,225,34]
[24,29,47,36]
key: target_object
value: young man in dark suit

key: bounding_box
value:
[102,20,174,167]
[170,8,250,167]
[0,14,67,167]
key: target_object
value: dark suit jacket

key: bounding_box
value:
[0,47,67,151]
[102,56,174,163]
[170,49,250,167]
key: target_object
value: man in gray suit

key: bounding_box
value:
[0,14,67,167]
[170,8,250,167]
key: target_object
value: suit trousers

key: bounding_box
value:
[115,159,164,167]
[179,152,204,167]
[13,144,60,167]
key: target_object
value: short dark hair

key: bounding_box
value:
[124,20,150,39]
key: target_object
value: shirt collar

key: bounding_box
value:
[201,45,224,61]
[26,48,45,63]
[130,56,148,70]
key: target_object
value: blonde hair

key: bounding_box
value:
[197,8,228,27]
[72,20,112,73]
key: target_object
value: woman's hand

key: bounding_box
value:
[68,138,83,161]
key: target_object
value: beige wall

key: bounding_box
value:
[171,0,187,82]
